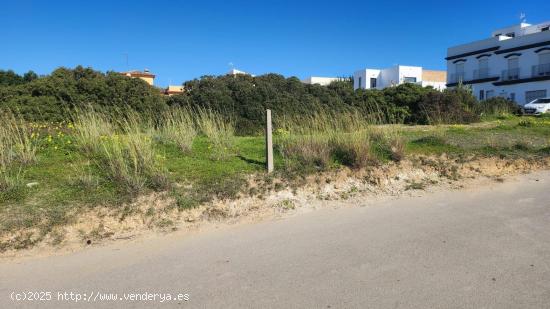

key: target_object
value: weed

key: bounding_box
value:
[157,108,197,153]
[275,199,296,210]
[196,108,235,160]
[405,181,426,190]
[518,118,534,127]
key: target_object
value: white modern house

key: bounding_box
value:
[353,65,447,91]
[301,76,347,86]
[228,68,255,77]
[446,21,550,104]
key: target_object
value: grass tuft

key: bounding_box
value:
[196,108,235,160]
[157,108,197,153]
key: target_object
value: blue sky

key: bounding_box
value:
[1,0,549,87]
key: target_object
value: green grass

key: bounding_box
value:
[1,113,550,250]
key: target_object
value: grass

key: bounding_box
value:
[156,108,197,153]
[0,111,38,198]
[1,110,550,251]
[277,112,377,169]
[196,108,235,160]
[277,113,408,169]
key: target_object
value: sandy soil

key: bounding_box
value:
[1,155,549,260]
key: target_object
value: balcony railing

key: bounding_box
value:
[532,63,550,77]
[501,68,520,81]
[449,73,465,84]
[473,68,490,80]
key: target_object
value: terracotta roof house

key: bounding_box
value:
[120,69,156,85]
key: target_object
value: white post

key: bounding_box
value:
[266,109,274,173]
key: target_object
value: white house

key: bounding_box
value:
[301,76,346,86]
[353,65,447,91]
[446,21,550,105]
[228,68,254,77]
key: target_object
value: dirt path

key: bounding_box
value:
[1,170,549,308]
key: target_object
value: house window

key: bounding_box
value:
[510,93,516,102]
[358,77,362,89]
[479,90,485,100]
[486,90,495,99]
[403,77,417,83]
[537,52,550,76]
[525,90,547,104]
[506,58,520,80]
[478,58,489,79]
[370,78,377,88]
[455,63,465,82]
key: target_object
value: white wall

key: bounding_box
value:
[446,27,550,104]
[397,66,423,84]
[302,77,341,86]
[469,81,550,105]
[421,81,446,91]
[354,66,444,90]
[353,69,381,90]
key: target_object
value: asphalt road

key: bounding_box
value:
[1,171,550,309]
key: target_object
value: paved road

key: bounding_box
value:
[2,171,550,308]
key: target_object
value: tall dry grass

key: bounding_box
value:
[72,109,168,194]
[0,111,38,190]
[157,108,197,153]
[370,125,406,162]
[277,111,377,169]
[196,108,235,159]
[72,107,114,154]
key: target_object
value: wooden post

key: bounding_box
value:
[266,109,274,173]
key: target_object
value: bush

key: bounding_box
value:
[477,97,521,118]
[419,87,479,124]
[1,66,167,122]
[2,66,488,134]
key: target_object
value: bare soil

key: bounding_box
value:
[2,155,549,259]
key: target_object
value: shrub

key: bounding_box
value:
[477,97,521,118]
[419,87,479,125]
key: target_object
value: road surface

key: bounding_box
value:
[1,171,550,308]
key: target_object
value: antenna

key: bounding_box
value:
[520,12,527,24]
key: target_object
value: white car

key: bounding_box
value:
[523,98,550,115]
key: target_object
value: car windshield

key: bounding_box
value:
[533,98,550,104]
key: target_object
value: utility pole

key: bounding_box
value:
[265,109,274,173]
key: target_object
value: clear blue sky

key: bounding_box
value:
[1,0,549,87]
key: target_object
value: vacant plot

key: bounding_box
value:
[1,110,549,251]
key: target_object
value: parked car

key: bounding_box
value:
[523,98,550,115]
